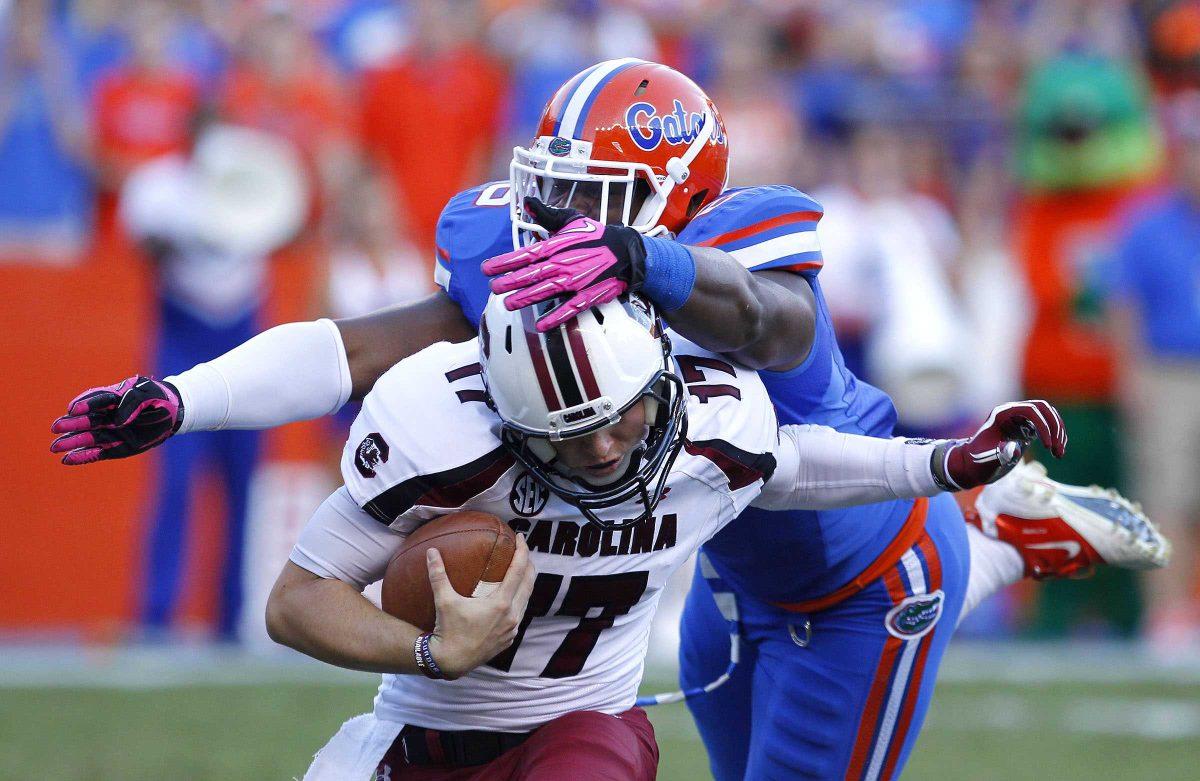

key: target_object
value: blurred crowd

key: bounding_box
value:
[4,0,1200,651]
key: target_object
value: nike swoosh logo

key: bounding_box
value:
[559,222,598,235]
[1026,540,1082,558]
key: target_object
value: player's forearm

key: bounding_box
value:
[169,319,352,433]
[755,425,941,511]
[266,563,424,675]
[655,245,815,371]
[336,291,475,399]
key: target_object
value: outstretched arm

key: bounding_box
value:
[755,400,1068,511]
[51,291,473,464]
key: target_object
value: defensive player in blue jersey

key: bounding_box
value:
[53,60,1168,780]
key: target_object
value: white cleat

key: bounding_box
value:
[967,460,1171,579]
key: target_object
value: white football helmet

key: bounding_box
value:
[479,293,686,529]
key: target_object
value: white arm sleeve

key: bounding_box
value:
[168,318,353,433]
[753,424,941,511]
[289,486,407,591]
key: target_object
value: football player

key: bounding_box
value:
[269,292,1057,780]
[52,60,1169,779]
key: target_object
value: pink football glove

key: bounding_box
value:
[932,400,1067,490]
[482,198,646,332]
[50,376,182,465]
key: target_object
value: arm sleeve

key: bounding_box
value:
[752,425,941,510]
[168,318,353,433]
[289,486,407,591]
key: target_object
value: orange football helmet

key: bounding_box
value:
[509,59,730,245]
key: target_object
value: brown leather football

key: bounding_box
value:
[381,511,517,632]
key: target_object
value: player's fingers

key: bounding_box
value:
[503,279,569,311]
[427,548,462,606]
[514,548,537,608]
[497,535,531,600]
[524,197,581,234]
[489,262,563,294]
[534,279,627,333]
[1016,400,1056,453]
[50,430,100,453]
[534,295,590,332]
[60,447,105,466]
[51,410,115,434]
[481,248,537,276]
[64,390,121,418]
[1034,399,1068,457]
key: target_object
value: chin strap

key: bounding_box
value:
[633,107,715,231]
[665,107,713,184]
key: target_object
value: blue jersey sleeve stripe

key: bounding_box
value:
[695,209,823,249]
[725,229,822,269]
[744,252,824,273]
[710,220,819,253]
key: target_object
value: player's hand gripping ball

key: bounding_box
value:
[483,197,648,332]
[383,512,536,679]
[381,511,518,632]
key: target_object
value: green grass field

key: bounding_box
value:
[2,676,1198,780]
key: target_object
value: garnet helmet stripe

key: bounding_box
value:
[543,319,585,408]
[521,306,562,411]
[565,317,602,400]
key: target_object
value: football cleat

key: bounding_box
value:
[965,460,1171,579]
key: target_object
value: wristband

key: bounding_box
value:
[929,440,965,492]
[414,632,446,680]
[640,235,696,312]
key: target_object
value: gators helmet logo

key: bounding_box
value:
[547,136,572,157]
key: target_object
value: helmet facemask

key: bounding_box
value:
[500,370,687,531]
[508,109,715,248]
[481,294,687,531]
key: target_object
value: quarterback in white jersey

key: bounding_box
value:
[267,293,1055,780]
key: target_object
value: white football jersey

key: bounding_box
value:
[339,336,777,732]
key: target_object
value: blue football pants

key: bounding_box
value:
[679,492,969,781]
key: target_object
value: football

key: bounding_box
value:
[380,511,517,632]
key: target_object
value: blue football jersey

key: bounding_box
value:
[435,181,913,603]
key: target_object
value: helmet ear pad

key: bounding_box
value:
[528,437,557,463]
[642,393,660,428]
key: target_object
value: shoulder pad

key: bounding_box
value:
[669,334,777,456]
[677,185,824,276]
[342,340,513,529]
[434,181,514,327]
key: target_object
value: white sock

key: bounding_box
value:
[958,523,1024,625]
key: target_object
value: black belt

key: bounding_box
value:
[397,724,532,767]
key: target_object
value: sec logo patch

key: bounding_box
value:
[354,432,389,478]
[509,472,549,517]
[885,590,944,640]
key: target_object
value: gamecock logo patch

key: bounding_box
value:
[354,432,390,479]
[885,590,944,640]
[509,472,550,517]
